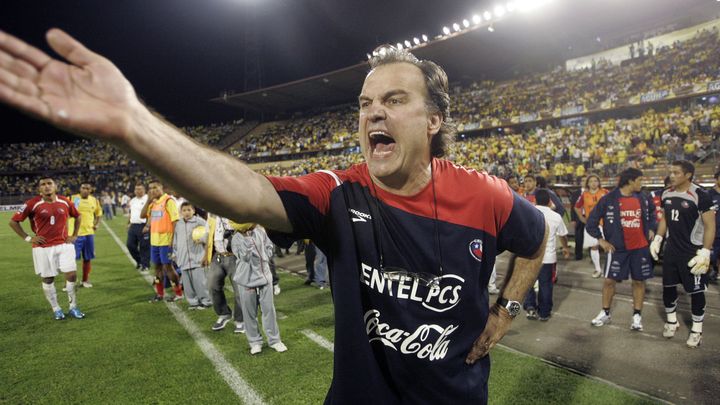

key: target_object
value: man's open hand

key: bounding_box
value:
[0,29,143,140]
[465,305,513,365]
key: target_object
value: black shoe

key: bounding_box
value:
[148,295,164,303]
[136,263,141,270]
[304,279,313,285]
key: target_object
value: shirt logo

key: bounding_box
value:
[681,201,689,209]
[469,239,483,262]
[349,208,372,223]
[16,204,26,215]
[364,309,458,362]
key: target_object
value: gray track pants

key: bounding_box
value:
[208,254,243,322]
[181,267,212,307]
[239,284,281,347]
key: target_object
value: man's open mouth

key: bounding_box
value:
[369,130,396,155]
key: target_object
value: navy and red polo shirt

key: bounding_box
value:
[267,158,545,404]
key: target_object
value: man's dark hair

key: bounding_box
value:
[535,188,551,206]
[524,173,536,180]
[368,46,456,158]
[135,183,145,188]
[671,160,695,181]
[663,176,671,187]
[535,176,548,188]
[37,175,53,186]
[180,202,194,209]
[618,168,643,188]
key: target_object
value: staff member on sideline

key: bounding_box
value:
[127,183,150,271]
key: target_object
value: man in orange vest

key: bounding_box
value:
[142,180,182,302]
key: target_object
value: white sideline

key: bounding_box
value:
[301,329,334,352]
[101,222,265,405]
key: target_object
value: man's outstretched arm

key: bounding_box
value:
[0,29,291,232]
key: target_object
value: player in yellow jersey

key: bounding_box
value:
[69,183,102,288]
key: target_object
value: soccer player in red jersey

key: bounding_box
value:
[8,176,86,320]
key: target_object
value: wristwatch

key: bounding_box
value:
[24,236,32,243]
[496,297,521,318]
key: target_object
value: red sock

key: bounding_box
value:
[154,278,164,296]
[173,283,183,297]
[82,260,91,282]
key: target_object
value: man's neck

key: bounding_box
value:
[674,182,691,193]
[371,162,432,197]
[619,186,633,197]
[42,194,56,203]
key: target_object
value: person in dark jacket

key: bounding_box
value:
[586,168,656,331]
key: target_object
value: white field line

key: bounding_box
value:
[101,222,265,405]
[301,329,334,352]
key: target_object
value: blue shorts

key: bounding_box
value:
[605,248,653,281]
[151,245,172,266]
[74,235,95,261]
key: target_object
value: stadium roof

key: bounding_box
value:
[212,0,719,114]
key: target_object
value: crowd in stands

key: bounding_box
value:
[229,28,720,162]
[452,27,720,125]
[231,108,356,159]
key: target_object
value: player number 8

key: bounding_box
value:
[50,215,55,225]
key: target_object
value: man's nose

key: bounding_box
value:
[367,103,387,122]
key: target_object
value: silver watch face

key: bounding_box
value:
[507,301,521,317]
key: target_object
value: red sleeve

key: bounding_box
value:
[574,193,584,209]
[266,171,341,216]
[265,170,343,243]
[11,198,36,222]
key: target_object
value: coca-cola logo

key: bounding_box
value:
[364,309,458,361]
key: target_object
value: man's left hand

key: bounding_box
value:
[688,248,711,275]
[66,235,78,244]
[465,305,512,365]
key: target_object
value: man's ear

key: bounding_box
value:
[427,112,442,137]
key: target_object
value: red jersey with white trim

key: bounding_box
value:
[11,195,79,248]
[618,196,648,250]
[265,159,546,405]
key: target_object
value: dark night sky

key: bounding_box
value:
[0,0,487,143]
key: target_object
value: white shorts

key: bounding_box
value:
[583,228,603,249]
[32,244,77,278]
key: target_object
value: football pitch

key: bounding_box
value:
[0,212,659,404]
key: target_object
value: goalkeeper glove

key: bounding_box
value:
[649,235,663,261]
[688,248,711,275]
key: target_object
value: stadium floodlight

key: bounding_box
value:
[483,10,492,20]
[488,24,495,32]
[422,34,428,42]
[413,37,420,45]
[453,23,461,31]
[462,19,470,28]
[472,14,482,24]
[404,40,412,47]
[494,5,506,18]
[442,26,451,35]
[506,1,516,12]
